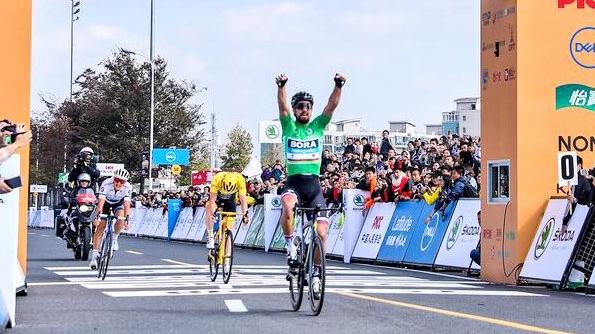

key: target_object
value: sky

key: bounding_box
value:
[31,0,480,146]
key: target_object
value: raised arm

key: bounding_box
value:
[322,72,347,118]
[275,73,290,118]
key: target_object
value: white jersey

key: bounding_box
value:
[98,178,132,204]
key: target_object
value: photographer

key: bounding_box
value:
[0,120,32,194]
[68,147,100,189]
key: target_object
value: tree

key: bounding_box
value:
[261,143,284,167]
[221,124,253,170]
[31,50,206,186]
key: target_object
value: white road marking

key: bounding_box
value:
[161,259,194,266]
[125,250,143,255]
[224,299,248,312]
[50,268,381,276]
[40,264,544,299]
[104,288,545,298]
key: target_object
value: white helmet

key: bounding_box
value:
[80,147,94,155]
[113,168,130,181]
[77,173,91,188]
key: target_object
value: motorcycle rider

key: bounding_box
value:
[68,147,100,189]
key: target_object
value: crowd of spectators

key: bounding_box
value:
[131,130,595,216]
[251,131,484,214]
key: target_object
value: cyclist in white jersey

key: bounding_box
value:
[89,169,132,269]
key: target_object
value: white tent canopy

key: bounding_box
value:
[242,156,262,179]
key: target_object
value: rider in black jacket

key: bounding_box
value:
[68,147,100,188]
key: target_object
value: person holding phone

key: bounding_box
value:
[0,120,32,194]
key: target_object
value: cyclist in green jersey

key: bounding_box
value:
[274,72,347,290]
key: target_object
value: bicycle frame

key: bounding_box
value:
[210,211,240,265]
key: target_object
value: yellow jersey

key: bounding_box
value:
[210,171,247,199]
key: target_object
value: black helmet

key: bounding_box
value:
[291,91,314,108]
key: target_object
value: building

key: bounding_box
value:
[442,97,481,137]
[323,120,439,155]
[425,124,443,136]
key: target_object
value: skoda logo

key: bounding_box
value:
[266,125,280,139]
[534,218,555,259]
[446,216,464,250]
[271,198,282,208]
[570,27,595,69]
[353,194,365,207]
[165,151,177,163]
[421,212,439,251]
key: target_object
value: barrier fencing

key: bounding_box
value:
[28,192,595,295]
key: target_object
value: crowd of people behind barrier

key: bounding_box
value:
[131,130,595,214]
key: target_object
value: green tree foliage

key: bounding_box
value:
[221,124,253,170]
[30,50,206,186]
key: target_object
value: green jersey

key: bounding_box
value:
[280,113,330,176]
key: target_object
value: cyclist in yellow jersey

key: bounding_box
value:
[205,171,250,249]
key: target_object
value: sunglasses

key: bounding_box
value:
[114,177,126,184]
[295,102,312,110]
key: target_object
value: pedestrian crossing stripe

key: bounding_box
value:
[39,264,546,298]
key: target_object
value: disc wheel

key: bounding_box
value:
[289,236,304,311]
[308,237,325,316]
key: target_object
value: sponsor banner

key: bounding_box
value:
[263,194,282,251]
[128,207,148,236]
[259,120,282,144]
[27,208,40,227]
[96,163,125,177]
[234,206,254,246]
[152,148,190,166]
[253,207,267,248]
[434,199,481,269]
[167,199,183,238]
[29,184,47,193]
[342,189,369,263]
[270,224,286,251]
[170,208,193,240]
[39,206,54,228]
[377,200,426,263]
[195,208,209,242]
[140,209,163,237]
[352,203,396,260]
[326,207,345,256]
[191,171,209,186]
[187,208,206,241]
[403,202,456,266]
[243,206,265,247]
[556,84,595,112]
[155,213,169,238]
[520,199,590,283]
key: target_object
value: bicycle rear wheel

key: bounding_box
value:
[98,231,112,281]
[289,236,304,311]
[308,236,325,316]
[222,229,234,284]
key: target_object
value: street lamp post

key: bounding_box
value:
[149,0,155,192]
[70,1,80,101]
[121,47,155,192]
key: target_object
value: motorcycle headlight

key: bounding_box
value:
[79,205,90,213]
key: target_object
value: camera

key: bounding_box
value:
[0,122,23,145]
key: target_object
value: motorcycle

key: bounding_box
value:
[57,188,97,261]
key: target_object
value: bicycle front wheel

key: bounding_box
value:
[308,236,325,316]
[289,236,304,311]
[98,231,112,281]
[222,229,234,284]
[208,247,219,282]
